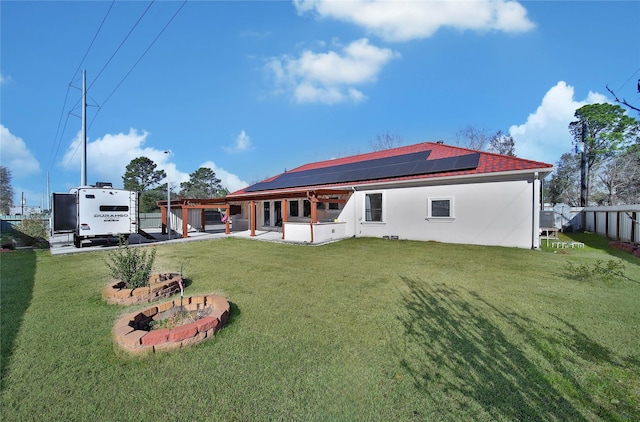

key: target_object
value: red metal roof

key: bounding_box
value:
[228,142,553,197]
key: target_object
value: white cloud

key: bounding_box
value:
[294,0,535,42]
[509,81,608,165]
[58,128,248,194]
[198,161,249,193]
[224,130,253,153]
[267,38,397,104]
[0,124,41,178]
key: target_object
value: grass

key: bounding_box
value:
[1,234,639,421]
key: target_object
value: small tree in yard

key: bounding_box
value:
[105,239,157,289]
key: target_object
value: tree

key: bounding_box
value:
[598,146,640,205]
[179,167,224,198]
[369,131,403,151]
[139,188,167,213]
[547,153,581,206]
[122,157,166,193]
[569,103,639,169]
[569,103,640,204]
[486,130,516,156]
[455,125,492,150]
[616,145,640,204]
[0,166,14,215]
[606,84,640,115]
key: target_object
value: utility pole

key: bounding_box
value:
[164,150,172,240]
[81,69,87,186]
[580,120,589,207]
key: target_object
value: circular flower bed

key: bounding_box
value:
[102,273,183,305]
[113,294,230,354]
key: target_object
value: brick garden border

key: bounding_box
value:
[113,294,230,354]
[609,241,640,258]
[102,273,183,305]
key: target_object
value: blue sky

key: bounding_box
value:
[1,0,639,208]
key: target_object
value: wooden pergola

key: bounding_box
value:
[158,188,350,240]
[157,197,230,238]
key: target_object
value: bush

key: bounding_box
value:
[104,238,157,289]
[566,259,626,282]
[15,214,49,247]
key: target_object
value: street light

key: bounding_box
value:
[164,150,172,240]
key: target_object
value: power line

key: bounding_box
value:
[89,0,188,129]
[48,1,115,173]
[50,0,188,173]
[71,0,116,84]
[615,67,640,92]
[88,0,155,92]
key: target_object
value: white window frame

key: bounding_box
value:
[364,192,384,223]
[427,197,455,221]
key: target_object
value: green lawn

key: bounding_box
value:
[1,234,639,421]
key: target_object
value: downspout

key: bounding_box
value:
[309,192,317,243]
[250,201,256,237]
[352,186,357,238]
[532,172,539,249]
[282,199,288,240]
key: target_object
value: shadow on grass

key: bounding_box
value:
[561,232,640,284]
[1,249,36,388]
[397,276,587,420]
[470,294,639,420]
[564,232,639,261]
[227,301,241,326]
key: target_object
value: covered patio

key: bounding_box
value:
[157,188,352,244]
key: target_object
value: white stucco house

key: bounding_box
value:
[219,142,553,248]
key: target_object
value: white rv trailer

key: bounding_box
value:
[51,183,139,248]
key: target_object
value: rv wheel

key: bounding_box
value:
[73,235,82,248]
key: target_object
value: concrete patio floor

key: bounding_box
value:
[48,225,289,255]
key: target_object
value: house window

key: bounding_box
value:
[328,197,339,210]
[316,202,325,210]
[289,200,299,217]
[427,197,454,219]
[365,193,383,222]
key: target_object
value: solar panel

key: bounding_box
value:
[245,151,480,192]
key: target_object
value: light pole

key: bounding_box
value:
[164,150,172,240]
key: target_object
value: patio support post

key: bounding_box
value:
[161,205,167,235]
[309,193,318,243]
[250,201,256,237]
[282,199,288,240]
[201,209,206,232]
[310,196,318,223]
[182,207,189,238]
[225,205,230,235]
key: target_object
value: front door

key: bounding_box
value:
[274,201,282,227]
[263,202,270,226]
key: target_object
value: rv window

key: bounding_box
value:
[100,205,129,212]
